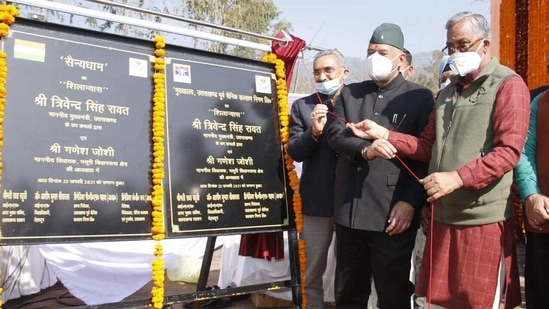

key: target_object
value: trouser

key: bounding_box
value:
[525,232,549,308]
[302,215,335,308]
[334,224,416,309]
[411,228,426,309]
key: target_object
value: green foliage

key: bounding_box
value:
[183,0,291,58]
[15,0,291,59]
[408,50,445,94]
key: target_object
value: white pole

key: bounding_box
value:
[10,0,273,52]
[88,0,287,43]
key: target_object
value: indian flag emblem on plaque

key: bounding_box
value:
[14,39,46,62]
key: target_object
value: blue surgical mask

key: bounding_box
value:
[315,78,341,95]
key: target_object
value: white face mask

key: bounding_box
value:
[365,53,399,81]
[449,39,485,76]
[315,78,341,95]
[400,65,412,80]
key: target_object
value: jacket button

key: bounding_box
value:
[357,167,363,172]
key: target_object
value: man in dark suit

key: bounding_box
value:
[326,23,433,308]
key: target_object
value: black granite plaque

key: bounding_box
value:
[0,19,290,244]
[1,20,153,244]
[164,47,290,237]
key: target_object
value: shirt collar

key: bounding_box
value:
[376,73,406,91]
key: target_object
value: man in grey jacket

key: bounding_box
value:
[287,49,348,308]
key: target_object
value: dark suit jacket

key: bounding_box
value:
[287,93,338,217]
[326,74,433,231]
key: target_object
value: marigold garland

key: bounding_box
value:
[262,52,307,308]
[514,0,529,83]
[0,5,19,308]
[499,0,516,70]
[527,0,549,89]
[151,35,166,309]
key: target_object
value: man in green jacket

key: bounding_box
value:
[347,12,530,308]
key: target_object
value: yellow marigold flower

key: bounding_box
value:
[154,49,165,57]
[152,234,165,241]
[0,23,9,37]
[154,36,165,44]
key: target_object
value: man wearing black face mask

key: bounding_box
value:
[325,23,434,308]
[287,49,349,308]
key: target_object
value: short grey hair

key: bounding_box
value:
[313,49,345,66]
[445,11,490,39]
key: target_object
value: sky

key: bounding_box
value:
[272,0,491,59]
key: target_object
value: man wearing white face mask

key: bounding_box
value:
[400,49,414,80]
[287,49,349,308]
[347,12,530,309]
[325,23,434,308]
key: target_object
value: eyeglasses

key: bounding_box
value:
[313,66,341,77]
[442,37,484,54]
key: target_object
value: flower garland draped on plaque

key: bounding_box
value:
[151,35,167,309]
[0,5,19,308]
[262,52,307,308]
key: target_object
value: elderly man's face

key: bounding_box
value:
[313,54,347,83]
[445,20,486,56]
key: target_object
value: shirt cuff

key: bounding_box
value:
[456,166,473,189]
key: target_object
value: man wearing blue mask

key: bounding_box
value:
[438,55,454,90]
[325,23,434,308]
[287,49,348,308]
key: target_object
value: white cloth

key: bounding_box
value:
[217,233,337,302]
[1,245,58,302]
[38,238,210,305]
[218,234,383,308]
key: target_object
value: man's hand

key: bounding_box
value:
[386,201,414,235]
[420,171,463,203]
[524,194,549,230]
[346,119,388,140]
[368,138,397,159]
[310,104,329,137]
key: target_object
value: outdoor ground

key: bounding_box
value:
[4,244,525,309]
